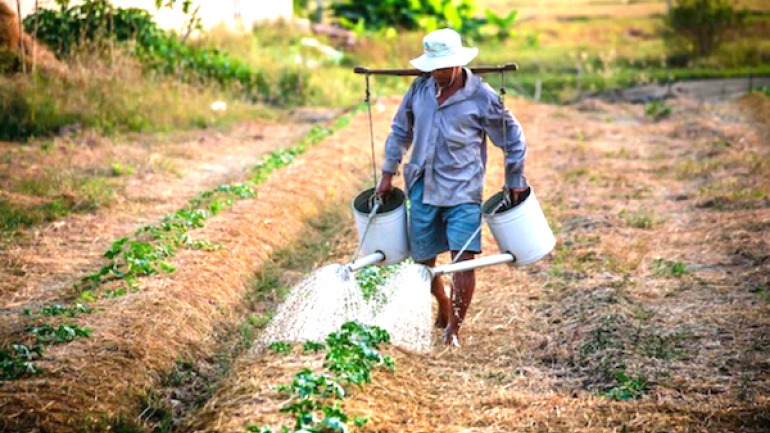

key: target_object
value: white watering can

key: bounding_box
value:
[349,186,556,275]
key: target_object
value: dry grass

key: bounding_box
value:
[181,96,769,433]
[0,103,395,431]
[0,122,309,307]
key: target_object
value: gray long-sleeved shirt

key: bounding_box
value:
[382,69,527,207]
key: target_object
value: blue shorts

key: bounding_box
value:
[409,178,482,262]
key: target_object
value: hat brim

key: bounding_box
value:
[409,47,478,72]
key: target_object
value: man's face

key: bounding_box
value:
[432,67,460,87]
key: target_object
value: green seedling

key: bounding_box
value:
[303,341,326,354]
[652,258,688,277]
[0,344,44,380]
[604,371,649,401]
[644,100,672,121]
[268,341,294,355]
[27,324,92,344]
[255,322,393,433]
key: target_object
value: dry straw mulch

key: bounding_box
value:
[0,122,305,308]
[185,97,769,433]
[0,101,399,432]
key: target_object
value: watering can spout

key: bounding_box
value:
[347,251,386,272]
[430,253,516,277]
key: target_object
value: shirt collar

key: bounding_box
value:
[428,68,480,108]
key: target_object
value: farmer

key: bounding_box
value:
[376,28,528,347]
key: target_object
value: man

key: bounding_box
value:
[376,28,528,347]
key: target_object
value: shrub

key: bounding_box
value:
[644,100,672,121]
[23,0,306,104]
[666,0,745,58]
[331,0,483,35]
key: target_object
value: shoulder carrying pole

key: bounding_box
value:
[354,64,518,76]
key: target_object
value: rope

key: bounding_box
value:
[365,73,378,190]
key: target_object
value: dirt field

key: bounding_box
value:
[1,92,768,432]
[183,96,770,432]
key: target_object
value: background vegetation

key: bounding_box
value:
[0,0,767,138]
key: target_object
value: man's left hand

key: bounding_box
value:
[509,187,529,206]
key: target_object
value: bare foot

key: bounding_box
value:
[435,315,448,329]
[443,325,460,347]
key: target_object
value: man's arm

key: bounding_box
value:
[483,85,528,203]
[377,79,420,197]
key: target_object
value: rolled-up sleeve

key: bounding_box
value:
[382,80,418,174]
[484,89,528,188]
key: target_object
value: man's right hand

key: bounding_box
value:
[376,172,395,199]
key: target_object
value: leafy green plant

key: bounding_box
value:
[1,320,94,380]
[331,0,482,35]
[303,341,326,354]
[621,208,657,229]
[355,262,405,299]
[31,303,92,317]
[1,344,44,380]
[484,9,517,40]
[251,322,392,433]
[355,266,388,299]
[604,371,649,401]
[27,324,93,344]
[652,258,688,277]
[666,0,745,58]
[268,342,294,355]
[23,0,305,105]
[644,100,672,121]
[75,110,357,299]
[110,162,135,177]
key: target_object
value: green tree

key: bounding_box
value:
[666,0,745,57]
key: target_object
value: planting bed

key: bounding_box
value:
[2,92,769,433]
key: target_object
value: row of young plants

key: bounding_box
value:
[252,322,394,433]
[77,117,348,300]
[1,302,93,380]
[2,113,354,382]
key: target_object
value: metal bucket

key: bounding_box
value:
[482,188,555,266]
[352,187,410,266]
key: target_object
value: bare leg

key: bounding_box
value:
[417,257,450,329]
[444,251,476,346]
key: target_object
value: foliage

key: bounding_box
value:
[77,111,353,299]
[652,258,688,278]
[251,322,392,433]
[484,9,517,40]
[268,342,294,355]
[666,0,745,57]
[355,261,408,299]
[303,341,326,354]
[332,0,483,35]
[603,371,649,401]
[0,345,44,380]
[355,266,388,299]
[23,0,306,105]
[1,312,94,381]
[27,324,92,344]
[23,303,92,317]
[644,100,672,121]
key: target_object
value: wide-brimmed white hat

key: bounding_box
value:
[410,28,478,72]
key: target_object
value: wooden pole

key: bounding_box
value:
[353,63,519,76]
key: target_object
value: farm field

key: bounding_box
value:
[1,0,769,431]
[1,90,768,431]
